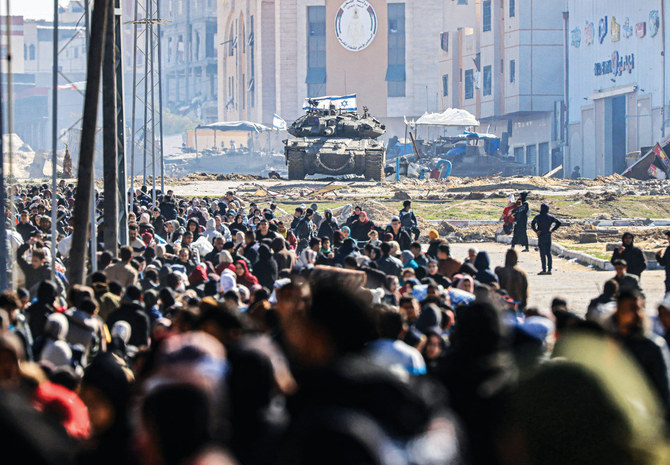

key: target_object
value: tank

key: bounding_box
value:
[284,104,387,181]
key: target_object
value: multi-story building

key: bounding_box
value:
[1,16,25,75]
[218,0,444,136]
[440,0,565,175]
[161,0,218,122]
[217,0,276,126]
[566,0,670,177]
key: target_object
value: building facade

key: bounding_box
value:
[567,0,670,177]
[161,0,218,122]
[218,0,444,136]
[439,0,565,175]
[217,0,277,126]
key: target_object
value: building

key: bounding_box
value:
[567,0,670,177]
[217,0,276,127]
[439,0,566,175]
[218,0,444,136]
[161,0,218,122]
[1,16,25,75]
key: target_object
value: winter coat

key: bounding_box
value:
[317,211,339,242]
[611,234,647,277]
[106,300,150,348]
[253,245,278,289]
[473,251,499,285]
[271,237,296,272]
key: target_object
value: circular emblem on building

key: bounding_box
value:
[335,0,378,52]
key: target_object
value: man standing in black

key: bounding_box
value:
[531,203,561,275]
[511,192,529,252]
[611,232,647,279]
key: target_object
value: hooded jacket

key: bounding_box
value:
[26,280,58,342]
[106,299,150,348]
[271,237,296,272]
[473,251,499,285]
[186,218,201,241]
[531,204,562,238]
[253,245,278,289]
[202,218,221,242]
[317,210,339,242]
[610,233,647,277]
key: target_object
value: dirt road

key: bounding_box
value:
[450,242,667,316]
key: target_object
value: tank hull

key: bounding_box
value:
[285,137,385,180]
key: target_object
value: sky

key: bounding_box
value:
[0,0,62,21]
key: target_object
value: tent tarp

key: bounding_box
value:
[406,108,480,127]
[197,121,272,133]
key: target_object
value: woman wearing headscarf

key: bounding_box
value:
[235,260,259,289]
[253,245,278,290]
[229,215,248,235]
[340,226,357,246]
[332,230,345,250]
[401,250,419,270]
[474,251,499,285]
[39,313,73,369]
[350,211,376,242]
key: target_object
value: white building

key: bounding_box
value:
[567,0,670,177]
[439,0,565,175]
[1,16,25,74]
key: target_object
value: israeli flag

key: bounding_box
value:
[302,94,357,112]
[273,114,287,131]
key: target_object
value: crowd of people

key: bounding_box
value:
[1,181,670,465]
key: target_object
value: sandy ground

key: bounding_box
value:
[450,242,667,316]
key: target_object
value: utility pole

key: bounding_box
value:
[157,0,165,195]
[51,0,59,281]
[0,34,7,291]
[115,0,128,246]
[69,0,109,286]
[103,0,118,255]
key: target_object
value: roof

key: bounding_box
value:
[406,108,480,127]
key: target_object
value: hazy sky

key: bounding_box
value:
[0,1,62,21]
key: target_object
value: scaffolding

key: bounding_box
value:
[128,0,166,206]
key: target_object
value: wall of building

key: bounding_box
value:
[567,0,670,177]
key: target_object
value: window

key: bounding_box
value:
[465,69,474,99]
[483,65,491,96]
[306,6,326,97]
[442,74,449,96]
[509,0,515,18]
[206,23,216,58]
[440,32,449,52]
[483,0,491,32]
[510,59,515,83]
[457,0,467,4]
[194,32,200,60]
[386,3,406,97]
[29,44,35,60]
[228,27,235,57]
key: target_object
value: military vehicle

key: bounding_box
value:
[284,103,387,181]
